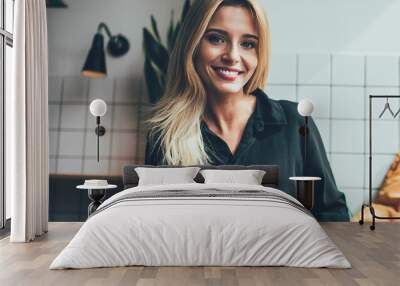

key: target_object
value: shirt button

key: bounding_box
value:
[255,120,264,132]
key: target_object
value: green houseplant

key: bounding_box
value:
[143,0,191,104]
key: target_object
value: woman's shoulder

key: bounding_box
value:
[276,99,300,115]
[253,88,302,122]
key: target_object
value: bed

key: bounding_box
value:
[50,165,351,269]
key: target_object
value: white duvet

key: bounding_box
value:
[50,183,351,269]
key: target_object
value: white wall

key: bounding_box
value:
[48,0,400,78]
[263,0,400,54]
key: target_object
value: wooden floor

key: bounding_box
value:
[0,222,399,286]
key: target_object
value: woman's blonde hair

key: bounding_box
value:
[147,0,271,165]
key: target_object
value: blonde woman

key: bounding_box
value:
[145,0,349,221]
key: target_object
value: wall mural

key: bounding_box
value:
[47,0,400,222]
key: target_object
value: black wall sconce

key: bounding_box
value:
[82,23,130,78]
[89,99,107,162]
[297,98,314,170]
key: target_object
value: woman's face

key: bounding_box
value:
[195,5,259,96]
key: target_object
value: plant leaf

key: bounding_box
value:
[142,0,191,101]
[143,28,169,74]
[180,0,191,22]
[144,59,164,104]
[150,15,162,43]
[167,23,174,52]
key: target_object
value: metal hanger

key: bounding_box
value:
[394,106,400,118]
[379,97,395,118]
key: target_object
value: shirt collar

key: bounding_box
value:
[251,88,288,134]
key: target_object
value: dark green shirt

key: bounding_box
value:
[145,89,350,221]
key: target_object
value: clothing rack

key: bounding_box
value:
[359,95,400,230]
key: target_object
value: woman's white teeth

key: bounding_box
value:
[216,68,239,76]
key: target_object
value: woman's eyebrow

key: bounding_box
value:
[205,28,259,40]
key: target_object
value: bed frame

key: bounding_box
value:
[123,165,279,189]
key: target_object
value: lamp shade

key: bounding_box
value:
[82,33,107,78]
[298,99,314,117]
[90,99,107,117]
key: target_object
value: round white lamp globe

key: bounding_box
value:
[298,99,314,117]
[89,99,107,117]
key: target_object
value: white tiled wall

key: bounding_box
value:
[266,52,400,216]
[313,119,330,154]
[366,56,399,86]
[331,154,365,188]
[58,131,85,156]
[49,52,400,216]
[62,77,89,103]
[298,54,331,85]
[332,55,365,86]
[331,120,364,153]
[265,85,297,102]
[268,54,297,84]
[49,77,146,176]
[331,87,364,119]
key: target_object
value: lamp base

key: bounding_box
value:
[88,189,106,216]
[289,177,321,210]
[95,126,106,136]
[295,180,315,210]
[108,35,130,57]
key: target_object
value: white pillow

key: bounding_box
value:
[135,167,201,186]
[200,169,266,185]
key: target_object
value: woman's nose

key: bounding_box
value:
[221,44,240,63]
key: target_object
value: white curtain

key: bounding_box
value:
[7,0,49,242]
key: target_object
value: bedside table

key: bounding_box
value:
[76,184,117,216]
[289,176,321,210]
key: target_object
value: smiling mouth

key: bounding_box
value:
[212,66,244,80]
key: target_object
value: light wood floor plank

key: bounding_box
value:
[0,222,399,286]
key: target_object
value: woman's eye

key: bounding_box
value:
[206,34,225,44]
[241,41,257,49]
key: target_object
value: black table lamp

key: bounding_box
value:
[82,23,130,78]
